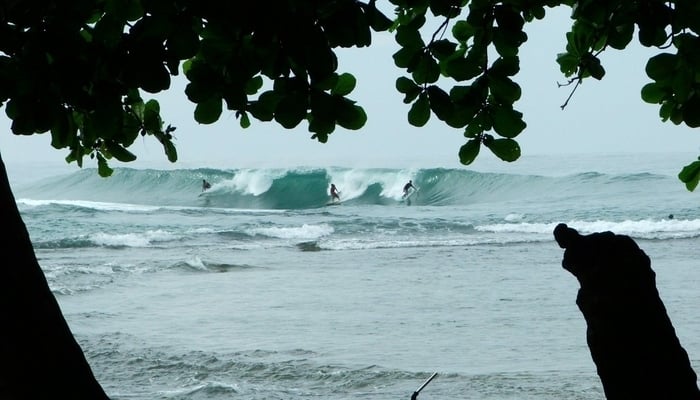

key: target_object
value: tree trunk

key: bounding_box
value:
[0,153,109,399]
[554,223,700,400]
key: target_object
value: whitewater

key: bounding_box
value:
[8,153,700,399]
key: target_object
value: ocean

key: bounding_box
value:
[7,153,700,399]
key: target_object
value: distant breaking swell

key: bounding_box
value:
[16,166,671,210]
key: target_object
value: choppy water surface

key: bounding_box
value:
[11,153,700,399]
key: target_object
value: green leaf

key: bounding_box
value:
[127,90,145,119]
[638,25,668,47]
[200,34,234,65]
[167,27,200,60]
[427,85,453,121]
[332,73,357,96]
[445,86,482,128]
[336,102,367,130]
[274,94,307,128]
[586,56,605,80]
[248,91,279,121]
[459,138,480,165]
[194,96,222,124]
[309,114,336,136]
[93,102,122,139]
[82,114,99,146]
[429,0,459,17]
[239,111,251,128]
[396,76,422,104]
[408,93,430,126]
[106,141,137,162]
[445,102,477,128]
[4,98,19,120]
[105,0,144,21]
[365,1,393,31]
[464,120,484,138]
[488,76,521,104]
[678,160,700,191]
[396,76,419,94]
[659,100,674,122]
[530,6,546,20]
[429,39,457,61]
[570,23,594,56]
[163,139,177,162]
[489,56,520,77]
[393,46,421,69]
[395,26,425,48]
[185,81,216,104]
[403,87,423,104]
[138,61,171,93]
[646,53,677,82]
[607,23,634,50]
[93,15,125,49]
[641,83,667,104]
[66,145,85,167]
[143,100,162,131]
[245,76,264,95]
[670,103,684,125]
[672,67,693,101]
[494,5,524,32]
[313,74,338,91]
[452,21,475,43]
[682,94,700,128]
[492,106,526,138]
[471,109,493,132]
[413,53,440,84]
[556,52,579,77]
[484,138,521,162]
[182,58,194,75]
[492,29,520,58]
[444,56,483,82]
[97,152,114,177]
[50,111,76,149]
[306,39,337,80]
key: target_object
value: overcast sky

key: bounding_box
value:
[1,7,699,173]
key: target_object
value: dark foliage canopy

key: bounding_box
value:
[2,0,700,188]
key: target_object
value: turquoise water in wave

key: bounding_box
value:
[9,153,700,399]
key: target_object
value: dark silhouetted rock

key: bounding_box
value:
[554,223,700,399]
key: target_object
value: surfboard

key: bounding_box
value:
[326,201,341,206]
[402,187,418,200]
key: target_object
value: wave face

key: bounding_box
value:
[13,166,689,212]
[15,166,700,258]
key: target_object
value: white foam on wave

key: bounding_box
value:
[18,197,281,215]
[316,234,545,250]
[17,198,160,212]
[91,229,178,247]
[477,222,556,234]
[222,169,286,196]
[248,223,334,239]
[476,218,700,240]
[504,213,524,222]
[326,167,420,201]
[569,218,700,239]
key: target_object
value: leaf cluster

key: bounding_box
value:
[0,0,390,175]
[389,0,700,189]
[391,0,534,164]
[2,1,700,189]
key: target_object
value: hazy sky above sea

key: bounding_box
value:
[1,7,699,173]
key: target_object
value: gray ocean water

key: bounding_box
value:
[8,153,700,399]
